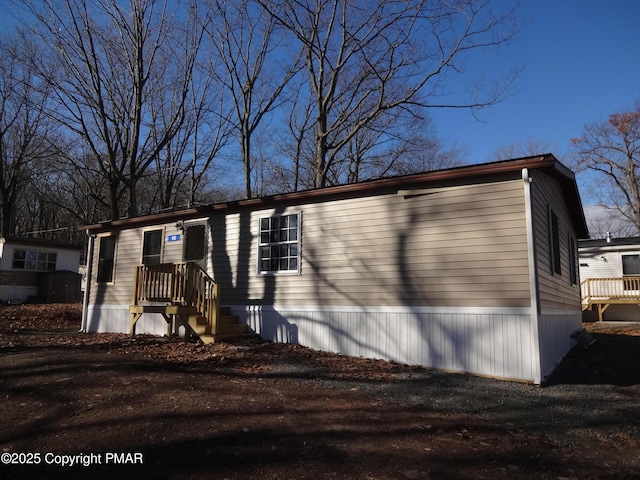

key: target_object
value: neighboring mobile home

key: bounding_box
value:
[579,236,640,321]
[80,155,589,384]
[0,237,82,304]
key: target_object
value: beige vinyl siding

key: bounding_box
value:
[89,220,204,305]
[215,179,531,308]
[90,230,139,305]
[530,172,581,311]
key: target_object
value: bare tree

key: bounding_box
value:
[206,0,302,198]
[572,105,640,235]
[184,57,236,207]
[491,138,559,161]
[328,114,466,185]
[0,33,59,237]
[26,0,205,219]
[43,147,113,226]
[144,74,234,212]
[583,205,637,240]
[261,0,519,188]
[267,77,316,193]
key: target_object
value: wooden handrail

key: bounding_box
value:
[183,263,220,332]
[132,262,220,334]
[581,277,640,302]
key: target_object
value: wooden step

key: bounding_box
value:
[180,305,252,344]
[217,323,248,335]
[218,314,241,325]
[186,315,211,335]
[211,331,257,342]
[190,324,213,336]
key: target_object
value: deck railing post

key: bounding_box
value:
[581,276,640,321]
[130,261,221,341]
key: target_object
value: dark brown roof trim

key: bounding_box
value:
[81,154,588,237]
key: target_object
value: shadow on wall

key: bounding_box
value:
[245,306,299,344]
[212,204,302,343]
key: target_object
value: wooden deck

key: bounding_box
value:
[129,262,248,343]
[581,277,640,321]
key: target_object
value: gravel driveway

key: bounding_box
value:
[1,305,639,479]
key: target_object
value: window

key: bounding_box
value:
[12,250,57,271]
[258,213,300,273]
[622,254,640,290]
[97,235,116,283]
[548,208,561,275]
[568,236,577,285]
[622,254,640,275]
[142,229,163,265]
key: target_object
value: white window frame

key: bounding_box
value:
[96,233,117,284]
[141,227,165,265]
[621,253,640,291]
[622,254,640,276]
[12,249,57,271]
[257,212,301,275]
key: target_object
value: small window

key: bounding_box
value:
[548,208,561,275]
[622,254,640,275]
[12,249,57,271]
[568,236,577,285]
[622,254,640,290]
[142,229,163,265]
[258,213,300,274]
[97,235,116,283]
[12,250,26,269]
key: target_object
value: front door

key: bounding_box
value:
[183,223,207,271]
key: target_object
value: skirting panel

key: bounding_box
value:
[537,311,582,381]
[83,303,579,383]
[234,305,539,382]
[84,305,169,336]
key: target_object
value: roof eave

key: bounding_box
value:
[81,154,587,235]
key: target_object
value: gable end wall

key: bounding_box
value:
[529,171,582,381]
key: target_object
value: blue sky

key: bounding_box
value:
[431,0,640,172]
[1,0,637,208]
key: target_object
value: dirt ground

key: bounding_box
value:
[1,304,639,480]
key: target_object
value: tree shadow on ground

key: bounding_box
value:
[2,333,640,480]
[546,332,640,386]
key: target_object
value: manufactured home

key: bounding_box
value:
[80,155,589,384]
[0,237,82,304]
[579,236,640,321]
